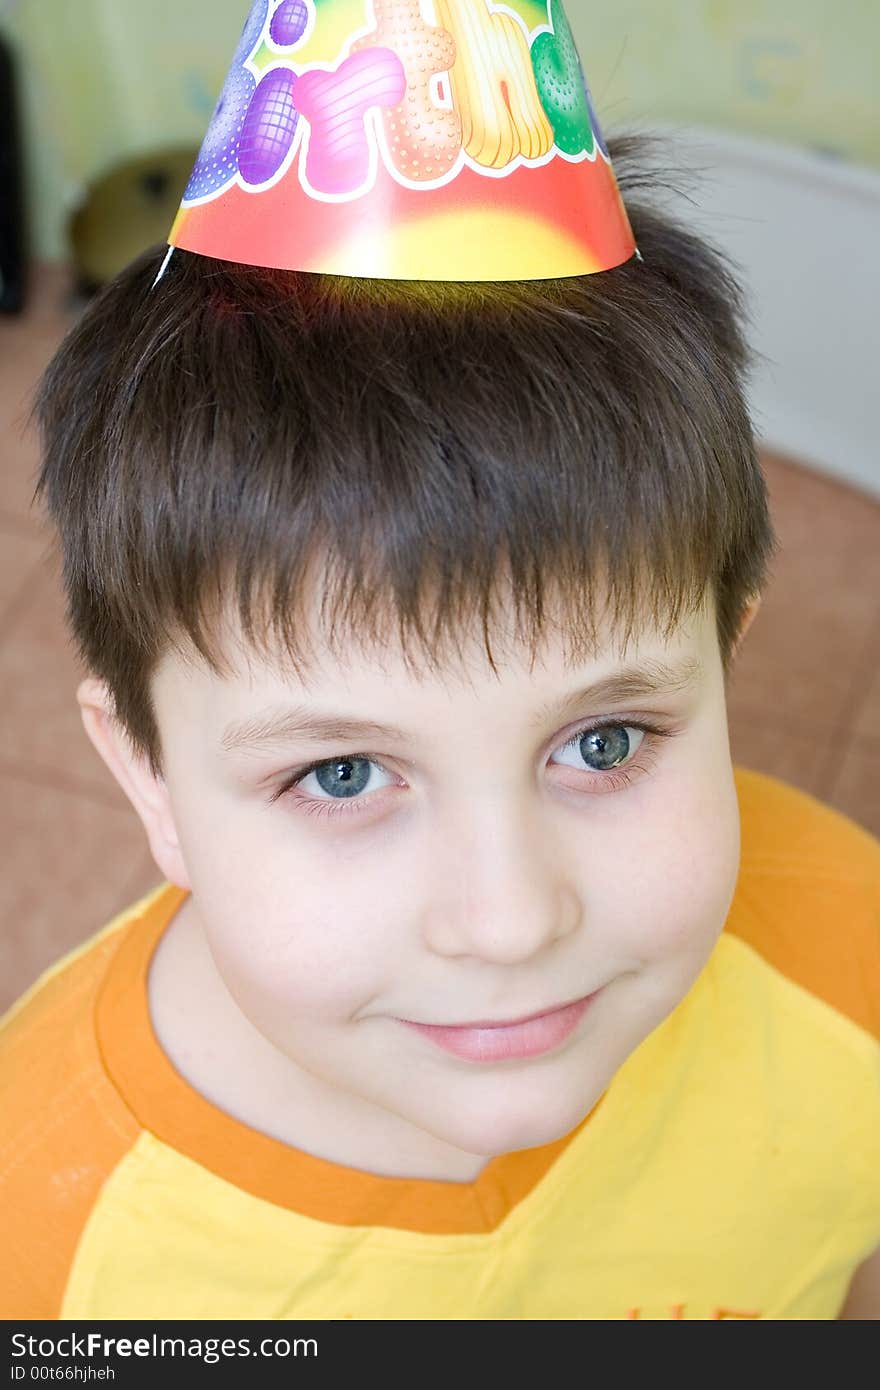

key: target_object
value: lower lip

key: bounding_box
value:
[400,993,597,1063]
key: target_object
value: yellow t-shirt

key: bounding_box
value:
[2,767,879,1320]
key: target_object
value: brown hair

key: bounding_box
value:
[33,132,776,777]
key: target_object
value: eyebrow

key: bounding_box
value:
[218,656,704,756]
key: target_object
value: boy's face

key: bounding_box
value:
[97,583,745,1175]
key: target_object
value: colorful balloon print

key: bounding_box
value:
[269,0,311,47]
[296,48,407,195]
[350,0,461,184]
[530,0,594,157]
[183,0,608,205]
[183,0,270,201]
[238,67,300,186]
[170,0,637,281]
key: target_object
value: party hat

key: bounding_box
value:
[166,0,636,281]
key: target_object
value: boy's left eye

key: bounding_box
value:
[269,718,675,822]
[552,722,646,773]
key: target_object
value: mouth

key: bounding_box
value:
[398,991,600,1063]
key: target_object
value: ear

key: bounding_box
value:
[732,593,763,655]
[77,677,191,889]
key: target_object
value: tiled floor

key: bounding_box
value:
[2,264,879,1014]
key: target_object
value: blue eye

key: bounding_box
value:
[553,723,645,773]
[311,757,374,798]
[271,754,396,819]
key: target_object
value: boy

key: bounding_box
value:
[2,7,879,1315]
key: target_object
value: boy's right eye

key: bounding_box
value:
[268,754,399,821]
[294,756,396,801]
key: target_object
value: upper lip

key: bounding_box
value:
[400,990,598,1031]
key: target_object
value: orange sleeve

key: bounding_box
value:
[0,928,142,1318]
[730,766,880,1043]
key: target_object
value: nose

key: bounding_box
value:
[421,799,583,964]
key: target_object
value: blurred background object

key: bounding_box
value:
[0,29,25,312]
[0,0,245,263]
[0,0,878,1010]
[68,148,197,295]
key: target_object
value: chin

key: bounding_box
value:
[423,1084,599,1159]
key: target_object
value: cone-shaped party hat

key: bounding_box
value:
[167,0,636,281]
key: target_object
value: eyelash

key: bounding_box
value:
[268,719,676,823]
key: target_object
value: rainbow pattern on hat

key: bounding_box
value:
[168,0,636,280]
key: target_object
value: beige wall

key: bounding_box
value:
[1,0,876,259]
[569,0,878,168]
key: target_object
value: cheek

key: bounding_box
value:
[612,768,741,965]
[172,767,389,910]
[171,797,410,1024]
[204,884,393,1023]
[168,772,428,1011]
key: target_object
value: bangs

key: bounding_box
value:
[57,250,746,674]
